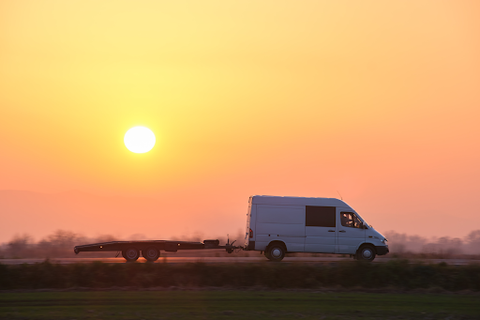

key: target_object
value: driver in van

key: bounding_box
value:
[341,212,353,227]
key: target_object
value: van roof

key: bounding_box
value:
[251,195,352,208]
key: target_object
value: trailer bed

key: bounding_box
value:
[74,239,234,262]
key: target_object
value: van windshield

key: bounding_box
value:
[351,211,370,228]
[356,213,370,228]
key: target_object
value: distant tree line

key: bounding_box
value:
[0,229,479,259]
[0,230,117,259]
[384,230,480,257]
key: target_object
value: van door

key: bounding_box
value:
[304,206,336,253]
[336,211,366,254]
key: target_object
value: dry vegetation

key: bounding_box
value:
[0,259,480,292]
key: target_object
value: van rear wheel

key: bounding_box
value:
[266,244,286,262]
[264,250,272,260]
[356,245,376,262]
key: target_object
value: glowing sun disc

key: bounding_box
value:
[124,126,156,153]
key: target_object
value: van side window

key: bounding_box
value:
[340,212,363,229]
[305,206,336,227]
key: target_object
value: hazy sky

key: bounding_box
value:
[1,1,479,242]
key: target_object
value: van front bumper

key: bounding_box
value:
[375,246,389,255]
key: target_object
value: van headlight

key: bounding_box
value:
[382,238,387,244]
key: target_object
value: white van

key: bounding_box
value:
[244,195,388,261]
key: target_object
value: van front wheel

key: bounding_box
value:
[266,244,286,262]
[356,245,376,262]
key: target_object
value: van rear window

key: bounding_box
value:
[305,206,336,227]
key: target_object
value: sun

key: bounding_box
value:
[124,126,156,153]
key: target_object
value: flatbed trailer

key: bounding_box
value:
[74,239,238,262]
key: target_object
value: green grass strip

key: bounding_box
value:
[0,290,479,319]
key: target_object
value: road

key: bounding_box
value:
[1,256,478,265]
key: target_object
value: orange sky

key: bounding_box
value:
[1,1,479,243]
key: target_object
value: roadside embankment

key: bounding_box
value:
[0,259,479,291]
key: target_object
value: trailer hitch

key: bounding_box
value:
[225,236,239,254]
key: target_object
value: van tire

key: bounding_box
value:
[266,243,286,262]
[356,245,376,262]
[264,250,272,260]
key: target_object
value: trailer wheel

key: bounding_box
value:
[356,245,376,262]
[122,247,140,262]
[266,244,286,262]
[142,247,160,262]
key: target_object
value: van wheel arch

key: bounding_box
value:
[265,241,287,262]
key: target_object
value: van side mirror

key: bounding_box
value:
[363,224,368,229]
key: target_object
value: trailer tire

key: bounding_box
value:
[266,243,286,262]
[142,247,160,262]
[356,244,376,262]
[122,247,140,262]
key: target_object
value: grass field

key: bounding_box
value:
[0,290,479,319]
